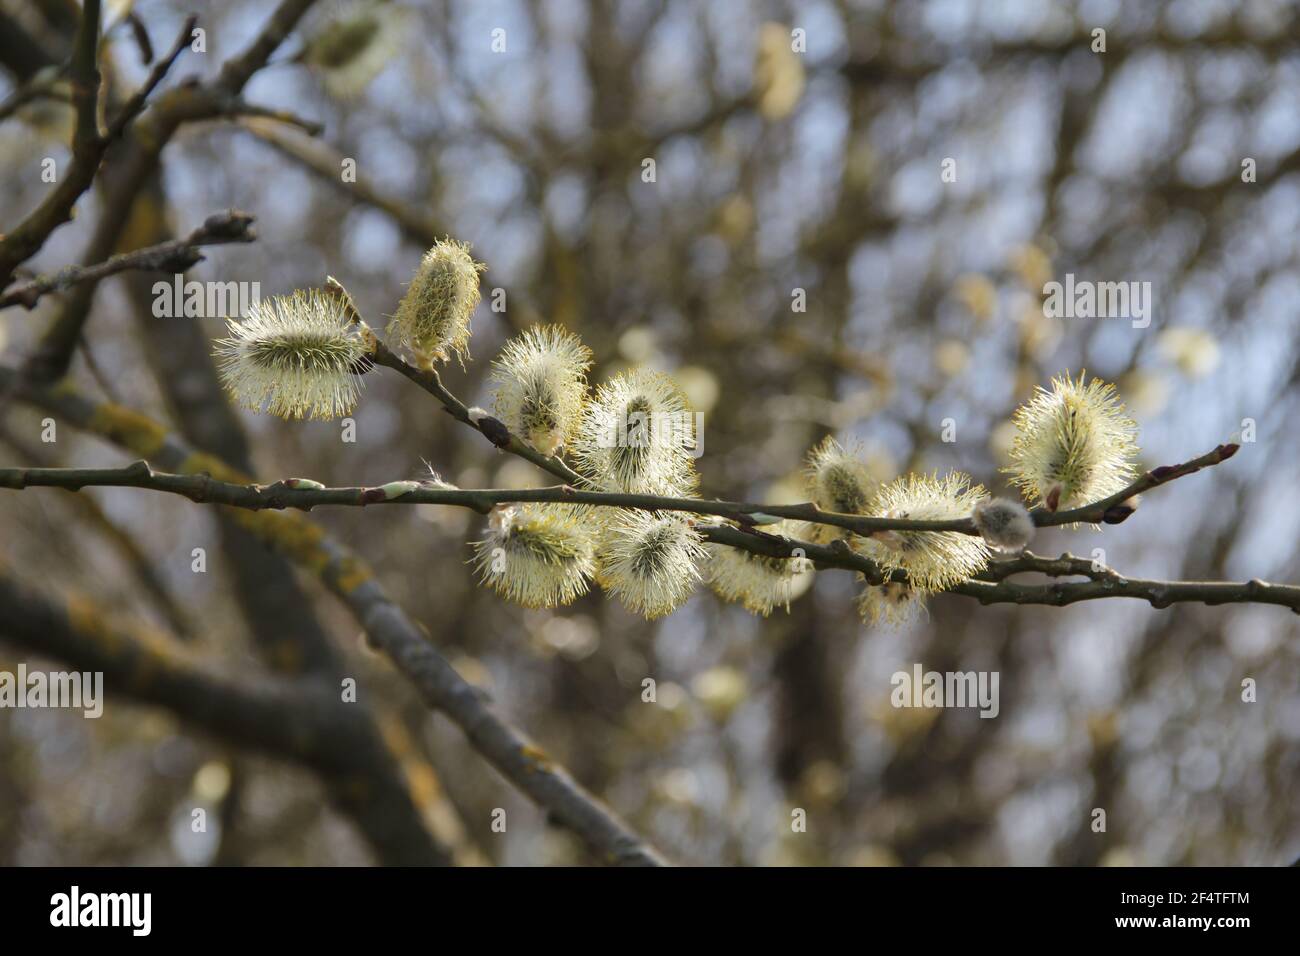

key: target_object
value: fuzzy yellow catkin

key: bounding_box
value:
[596,511,705,620]
[302,1,406,100]
[803,436,876,543]
[572,367,699,496]
[387,239,485,365]
[704,519,815,616]
[472,504,594,608]
[858,471,991,592]
[1004,371,1139,512]
[857,579,927,628]
[214,289,368,420]
[490,325,592,456]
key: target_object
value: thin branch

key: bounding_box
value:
[4,461,1297,614]
[103,14,199,141]
[244,120,447,246]
[0,1,104,287]
[369,340,587,483]
[366,339,1245,537]
[696,525,1300,615]
[0,210,256,310]
[1034,443,1241,528]
[0,66,69,124]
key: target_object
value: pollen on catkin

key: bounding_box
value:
[803,436,876,543]
[387,238,485,365]
[1004,371,1139,512]
[705,520,815,616]
[490,325,592,456]
[972,497,1035,552]
[215,289,368,420]
[596,511,705,620]
[472,504,594,608]
[572,367,699,495]
[859,471,991,592]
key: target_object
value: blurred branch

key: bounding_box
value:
[0,6,197,290]
[0,65,69,123]
[0,368,669,866]
[0,563,454,865]
[0,210,256,310]
[0,426,194,639]
[0,0,106,288]
[243,120,446,245]
[23,0,321,385]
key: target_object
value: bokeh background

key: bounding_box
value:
[1,0,1298,865]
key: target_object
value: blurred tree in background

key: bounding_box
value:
[0,0,1297,866]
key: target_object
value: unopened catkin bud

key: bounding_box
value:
[972,497,1035,552]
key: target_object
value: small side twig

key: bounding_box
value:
[0,210,256,310]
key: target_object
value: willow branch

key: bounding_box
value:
[1033,442,1240,528]
[0,210,256,310]
[362,335,1243,537]
[366,340,586,483]
[696,526,1300,615]
[4,461,1297,614]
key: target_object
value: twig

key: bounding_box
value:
[3,461,1297,615]
[0,210,256,310]
[0,66,69,124]
[103,14,198,141]
[365,340,1244,537]
[1034,443,1241,528]
[368,341,587,483]
[696,525,1300,615]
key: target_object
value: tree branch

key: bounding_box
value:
[367,339,587,483]
[0,8,197,289]
[0,210,256,310]
[3,460,1297,615]
[363,333,1243,537]
[21,0,321,384]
